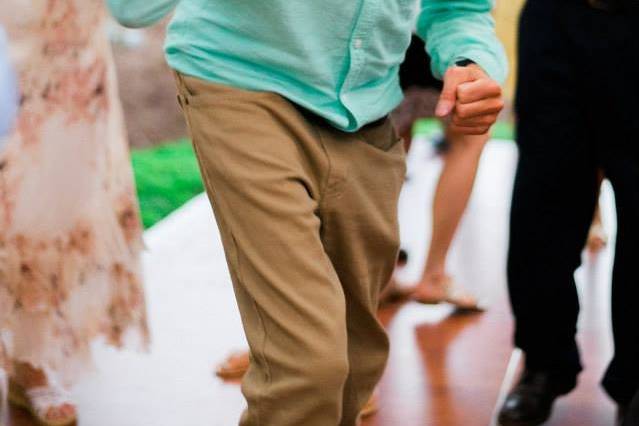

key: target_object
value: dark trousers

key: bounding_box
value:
[509,0,639,405]
[623,389,639,426]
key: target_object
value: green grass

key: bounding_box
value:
[132,120,514,229]
[131,139,204,228]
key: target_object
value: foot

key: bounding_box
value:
[9,363,77,426]
[215,351,250,380]
[498,370,576,426]
[379,276,413,305]
[411,274,482,311]
[360,393,379,419]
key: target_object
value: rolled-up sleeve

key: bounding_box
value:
[416,0,508,84]
[106,0,179,28]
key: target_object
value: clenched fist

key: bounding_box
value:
[435,64,504,135]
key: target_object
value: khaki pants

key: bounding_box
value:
[175,73,406,426]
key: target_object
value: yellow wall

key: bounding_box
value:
[494,0,525,101]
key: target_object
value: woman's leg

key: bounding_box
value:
[412,130,490,307]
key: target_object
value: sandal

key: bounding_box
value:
[9,379,77,426]
[412,275,483,312]
[215,351,250,380]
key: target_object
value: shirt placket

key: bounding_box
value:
[339,0,377,129]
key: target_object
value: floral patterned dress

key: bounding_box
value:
[0,0,148,381]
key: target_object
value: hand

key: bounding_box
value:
[435,64,504,135]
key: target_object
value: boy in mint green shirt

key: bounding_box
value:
[108,2,506,425]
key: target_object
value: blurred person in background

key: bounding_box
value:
[390,36,493,311]
[0,2,149,425]
[499,0,639,425]
[388,0,606,311]
[108,1,506,425]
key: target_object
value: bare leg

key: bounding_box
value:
[412,130,490,308]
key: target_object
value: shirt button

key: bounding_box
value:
[353,39,363,49]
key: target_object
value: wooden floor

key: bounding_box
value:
[5,139,619,425]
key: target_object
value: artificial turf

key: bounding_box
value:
[131,138,204,228]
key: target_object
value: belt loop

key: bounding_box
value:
[173,71,190,109]
[176,93,190,108]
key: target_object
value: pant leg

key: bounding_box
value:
[603,154,639,404]
[507,0,599,377]
[311,118,406,425]
[586,12,639,403]
[175,74,350,426]
[622,390,639,426]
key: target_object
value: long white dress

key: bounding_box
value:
[0,0,148,381]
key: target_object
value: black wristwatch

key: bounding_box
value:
[455,59,475,67]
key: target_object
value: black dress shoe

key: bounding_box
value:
[498,370,577,426]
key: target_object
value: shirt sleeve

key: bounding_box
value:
[416,0,508,84]
[0,27,18,138]
[106,0,180,28]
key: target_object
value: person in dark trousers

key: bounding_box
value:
[499,0,639,425]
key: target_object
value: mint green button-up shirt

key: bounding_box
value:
[107,0,507,131]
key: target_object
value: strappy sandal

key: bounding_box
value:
[9,379,77,426]
[412,276,483,312]
[215,351,250,380]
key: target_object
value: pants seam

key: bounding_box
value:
[190,135,271,426]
